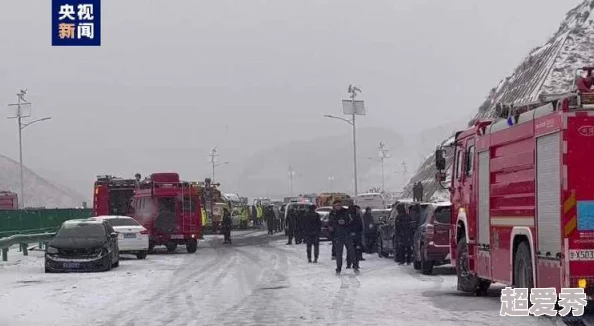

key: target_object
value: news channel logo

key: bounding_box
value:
[52,0,101,46]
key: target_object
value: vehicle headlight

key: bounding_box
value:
[46,247,58,254]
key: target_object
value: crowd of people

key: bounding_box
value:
[221,199,422,276]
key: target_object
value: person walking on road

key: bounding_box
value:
[346,205,364,268]
[265,205,275,235]
[303,205,322,263]
[294,207,305,245]
[222,207,233,244]
[394,204,413,265]
[286,207,297,245]
[328,200,359,275]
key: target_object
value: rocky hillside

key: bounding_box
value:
[0,154,86,208]
[403,0,594,201]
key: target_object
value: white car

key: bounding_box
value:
[91,216,149,259]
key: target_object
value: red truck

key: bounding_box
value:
[93,175,137,216]
[129,173,202,253]
[0,191,18,210]
[435,83,594,298]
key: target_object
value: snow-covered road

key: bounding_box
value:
[0,230,591,326]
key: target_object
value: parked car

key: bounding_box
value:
[377,201,430,259]
[413,202,451,274]
[315,206,332,240]
[45,219,120,273]
[90,215,149,259]
[364,208,390,253]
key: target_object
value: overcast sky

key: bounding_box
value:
[0,0,582,196]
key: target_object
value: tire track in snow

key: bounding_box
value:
[100,246,229,326]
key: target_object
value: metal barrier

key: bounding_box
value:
[0,232,55,262]
[0,208,92,237]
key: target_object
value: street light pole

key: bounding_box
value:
[328,176,334,191]
[7,90,51,208]
[288,166,295,196]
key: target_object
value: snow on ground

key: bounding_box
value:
[0,230,590,326]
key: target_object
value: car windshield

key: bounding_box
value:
[434,206,451,224]
[104,218,140,227]
[57,223,106,238]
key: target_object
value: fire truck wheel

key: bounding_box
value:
[186,239,198,253]
[456,236,479,292]
[513,241,534,289]
[166,243,178,252]
[148,241,155,253]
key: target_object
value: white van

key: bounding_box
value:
[354,193,386,210]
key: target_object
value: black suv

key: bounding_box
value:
[45,219,120,273]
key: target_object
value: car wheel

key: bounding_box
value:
[112,258,119,268]
[413,260,421,270]
[186,239,198,253]
[136,251,148,259]
[421,257,433,275]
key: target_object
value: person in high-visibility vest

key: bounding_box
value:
[256,205,263,227]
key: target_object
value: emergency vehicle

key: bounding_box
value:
[435,67,594,297]
[93,175,137,216]
[0,191,18,210]
[129,173,202,253]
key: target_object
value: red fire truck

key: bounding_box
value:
[0,191,18,210]
[93,175,137,216]
[129,173,202,253]
[435,77,594,297]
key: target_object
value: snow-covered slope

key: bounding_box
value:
[405,0,594,202]
[0,154,85,208]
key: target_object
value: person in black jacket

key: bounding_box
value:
[394,203,413,265]
[265,206,275,235]
[329,200,358,274]
[222,207,233,244]
[303,205,322,263]
[285,207,297,245]
[294,207,304,245]
[346,205,364,268]
[362,207,376,254]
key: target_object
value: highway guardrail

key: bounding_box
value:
[0,232,55,262]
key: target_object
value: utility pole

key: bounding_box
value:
[401,161,408,189]
[324,84,365,196]
[368,141,389,194]
[7,90,51,208]
[208,147,229,183]
[288,166,295,196]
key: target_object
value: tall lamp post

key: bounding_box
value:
[7,90,51,208]
[324,84,366,196]
[212,161,229,184]
[288,166,296,196]
[368,141,389,194]
[328,176,334,192]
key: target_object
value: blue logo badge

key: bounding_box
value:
[52,0,101,46]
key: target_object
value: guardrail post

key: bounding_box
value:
[2,248,7,261]
[21,243,28,256]
[38,241,43,250]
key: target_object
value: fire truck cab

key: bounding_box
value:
[436,89,594,297]
[130,173,202,253]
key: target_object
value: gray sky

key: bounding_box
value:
[0,0,582,197]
